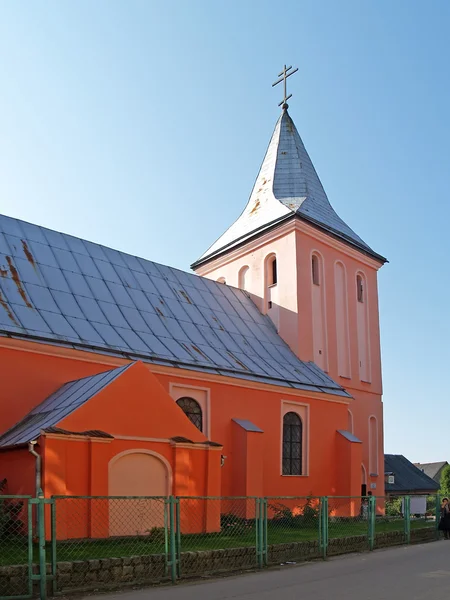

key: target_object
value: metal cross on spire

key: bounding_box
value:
[272,65,298,109]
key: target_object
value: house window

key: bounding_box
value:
[312,255,320,285]
[176,397,203,432]
[357,275,364,303]
[282,412,303,475]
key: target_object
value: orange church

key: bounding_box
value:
[0,100,386,508]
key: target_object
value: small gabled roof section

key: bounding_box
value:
[193,109,386,267]
[384,454,440,494]
[337,430,362,443]
[0,363,132,447]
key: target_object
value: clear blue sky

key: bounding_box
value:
[0,1,448,462]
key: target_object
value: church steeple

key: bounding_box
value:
[193,102,385,269]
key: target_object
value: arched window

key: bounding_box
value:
[357,274,364,303]
[238,266,249,290]
[282,412,303,475]
[268,256,277,285]
[312,255,320,285]
[176,397,203,431]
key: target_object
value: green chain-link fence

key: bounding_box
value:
[0,494,442,599]
[0,496,32,599]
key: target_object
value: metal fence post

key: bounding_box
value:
[404,496,411,544]
[168,497,177,584]
[38,491,47,600]
[50,499,57,596]
[263,498,268,566]
[27,499,34,599]
[368,496,376,551]
[320,497,328,559]
[256,498,262,568]
[175,498,181,578]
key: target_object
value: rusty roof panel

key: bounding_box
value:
[0,214,349,397]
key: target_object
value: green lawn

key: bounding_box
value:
[0,519,435,566]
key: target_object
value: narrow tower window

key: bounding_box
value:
[238,266,249,290]
[357,275,364,303]
[269,257,277,285]
[312,255,320,285]
[356,271,371,382]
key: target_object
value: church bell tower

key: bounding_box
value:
[192,66,387,497]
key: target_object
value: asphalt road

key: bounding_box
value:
[87,541,450,600]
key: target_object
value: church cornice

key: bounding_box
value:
[194,214,385,276]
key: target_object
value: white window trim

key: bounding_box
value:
[280,400,310,477]
[169,383,211,438]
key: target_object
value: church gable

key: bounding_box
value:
[0,214,348,398]
[0,361,210,446]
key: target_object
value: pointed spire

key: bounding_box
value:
[193,108,385,267]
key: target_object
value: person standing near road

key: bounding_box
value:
[438,497,450,539]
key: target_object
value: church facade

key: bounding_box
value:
[0,102,386,518]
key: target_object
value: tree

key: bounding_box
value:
[440,464,450,497]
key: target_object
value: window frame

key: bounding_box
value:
[311,254,320,286]
[282,412,303,475]
[280,401,309,476]
[357,274,364,303]
[169,383,210,437]
[176,396,203,432]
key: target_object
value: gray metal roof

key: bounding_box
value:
[0,364,131,447]
[195,110,385,266]
[232,419,263,433]
[0,214,349,397]
[337,430,362,443]
[384,455,440,494]
[413,461,448,483]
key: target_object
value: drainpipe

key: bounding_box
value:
[28,441,42,497]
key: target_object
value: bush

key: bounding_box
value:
[146,527,165,542]
[385,498,402,517]
[269,495,319,527]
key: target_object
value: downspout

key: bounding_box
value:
[28,440,42,497]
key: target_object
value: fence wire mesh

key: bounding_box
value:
[0,493,441,599]
[53,496,169,592]
[327,497,369,555]
[265,497,321,564]
[0,496,31,598]
[176,497,259,576]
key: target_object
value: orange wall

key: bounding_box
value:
[0,340,357,501]
[155,371,351,498]
[0,345,114,432]
[0,448,35,496]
